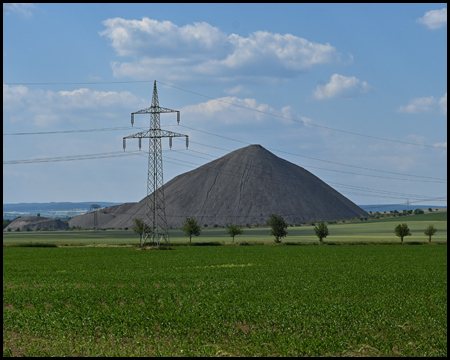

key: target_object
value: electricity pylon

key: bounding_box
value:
[123,81,188,246]
[89,204,101,230]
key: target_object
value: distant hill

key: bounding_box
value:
[4,216,69,231]
[3,202,122,220]
[359,204,446,213]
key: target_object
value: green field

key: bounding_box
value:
[3,245,447,356]
[3,211,447,246]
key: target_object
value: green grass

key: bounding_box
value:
[3,245,447,356]
[3,214,447,246]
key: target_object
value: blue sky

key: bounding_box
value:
[3,3,447,208]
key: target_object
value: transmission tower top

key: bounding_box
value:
[130,81,180,127]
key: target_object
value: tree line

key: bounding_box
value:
[132,214,439,246]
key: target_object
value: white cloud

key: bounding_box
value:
[439,92,447,115]
[3,84,147,126]
[416,8,447,29]
[397,93,447,114]
[397,96,437,113]
[181,96,307,126]
[100,18,229,58]
[3,3,34,18]
[223,85,252,95]
[433,141,447,149]
[281,106,311,126]
[312,74,372,100]
[100,17,342,82]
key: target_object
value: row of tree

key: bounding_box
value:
[395,223,437,242]
[133,214,438,245]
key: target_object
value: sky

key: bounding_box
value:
[3,3,447,209]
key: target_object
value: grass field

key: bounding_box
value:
[3,213,447,356]
[3,211,447,246]
[3,244,447,356]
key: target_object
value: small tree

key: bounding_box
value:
[424,224,437,243]
[314,221,329,244]
[226,224,243,243]
[267,214,288,243]
[181,217,202,243]
[428,208,433,212]
[132,218,151,246]
[394,223,411,243]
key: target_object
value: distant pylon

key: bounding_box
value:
[123,81,188,246]
[89,204,101,230]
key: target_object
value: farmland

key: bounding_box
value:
[3,213,447,356]
[3,244,447,356]
[2,211,447,246]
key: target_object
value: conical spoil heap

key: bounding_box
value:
[70,144,368,229]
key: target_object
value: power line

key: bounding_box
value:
[3,151,139,164]
[4,79,444,149]
[3,126,135,136]
[170,135,447,183]
[127,150,445,203]
[157,81,444,149]
[3,80,155,85]
[5,121,446,182]
[4,139,446,185]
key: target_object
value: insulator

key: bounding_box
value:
[186,136,189,149]
[138,137,142,150]
[123,138,126,151]
[169,137,172,149]
[177,111,180,124]
[131,114,134,127]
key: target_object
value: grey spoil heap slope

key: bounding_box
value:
[5,216,69,231]
[69,144,368,229]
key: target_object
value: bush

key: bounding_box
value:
[414,209,424,215]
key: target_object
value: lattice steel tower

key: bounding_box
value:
[123,81,188,246]
[89,204,101,230]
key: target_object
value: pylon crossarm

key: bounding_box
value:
[124,130,188,139]
[133,106,178,115]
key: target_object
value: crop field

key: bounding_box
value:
[3,211,447,246]
[3,244,447,356]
